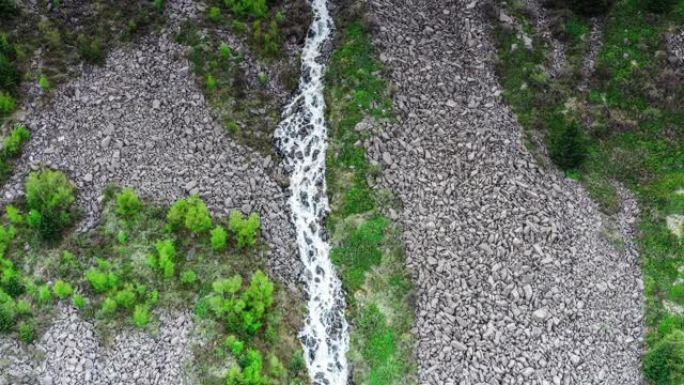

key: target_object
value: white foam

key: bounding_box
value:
[274,1,349,384]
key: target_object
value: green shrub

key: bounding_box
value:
[167,195,212,234]
[228,211,261,249]
[208,6,221,22]
[154,0,163,11]
[86,268,117,293]
[0,54,19,91]
[25,170,76,240]
[207,74,217,91]
[38,74,50,92]
[180,270,197,285]
[0,91,15,116]
[0,300,15,332]
[0,224,15,258]
[117,230,127,244]
[115,187,142,219]
[224,0,267,18]
[225,334,244,356]
[132,304,150,327]
[5,205,23,225]
[211,226,227,251]
[1,266,24,297]
[78,36,105,65]
[14,299,29,315]
[218,43,232,60]
[644,330,684,385]
[155,239,176,279]
[2,124,30,158]
[72,294,86,309]
[36,285,51,305]
[100,296,117,316]
[114,286,136,309]
[18,321,34,343]
[547,114,587,171]
[643,0,676,13]
[53,280,73,299]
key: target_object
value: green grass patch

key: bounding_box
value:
[325,19,416,385]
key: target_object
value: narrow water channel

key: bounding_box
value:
[274,0,349,384]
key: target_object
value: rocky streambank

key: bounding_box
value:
[365,1,644,384]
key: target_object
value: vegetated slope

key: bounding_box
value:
[364,0,643,384]
[0,180,306,385]
[0,31,299,282]
[490,0,684,383]
[324,8,416,385]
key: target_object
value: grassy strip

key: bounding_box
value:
[325,20,416,385]
[493,1,684,383]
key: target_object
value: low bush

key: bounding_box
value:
[206,74,217,91]
[218,43,232,60]
[86,268,117,293]
[53,280,73,299]
[3,124,30,158]
[0,91,15,116]
[180,270,197,285]
[132,304,150,327]
[78,35,105,65]
[36,285,51,305]
[211,226,227,251]
[167,195,212,234]
[546,114,587,171]
[0,299,15,332]
[4,205,22,225]
[205,270,273,336]
[0,54,19,92]
[72,294,86,309]
[644,330,684,385]
[228,211,260,249]
[224,0,267,19]
[149,239,177,279]
[38,74,50,92]
[25,170,76,240]
[208,6,221,22]
[18,321,34,343]
[100,296,117,316]
[114,287,137,310]
[1,266,24,297]
[115,187,141,219]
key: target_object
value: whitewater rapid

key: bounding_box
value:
[274,1,349,384]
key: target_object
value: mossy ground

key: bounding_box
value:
[493,0,684,383]
[325,15,417,385]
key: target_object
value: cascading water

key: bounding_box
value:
[274,1,349,384]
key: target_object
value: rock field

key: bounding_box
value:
[365,0,644,384]
[1,305,193,385]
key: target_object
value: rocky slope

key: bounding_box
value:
[1,29,298,284]
[364,0,644,384]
